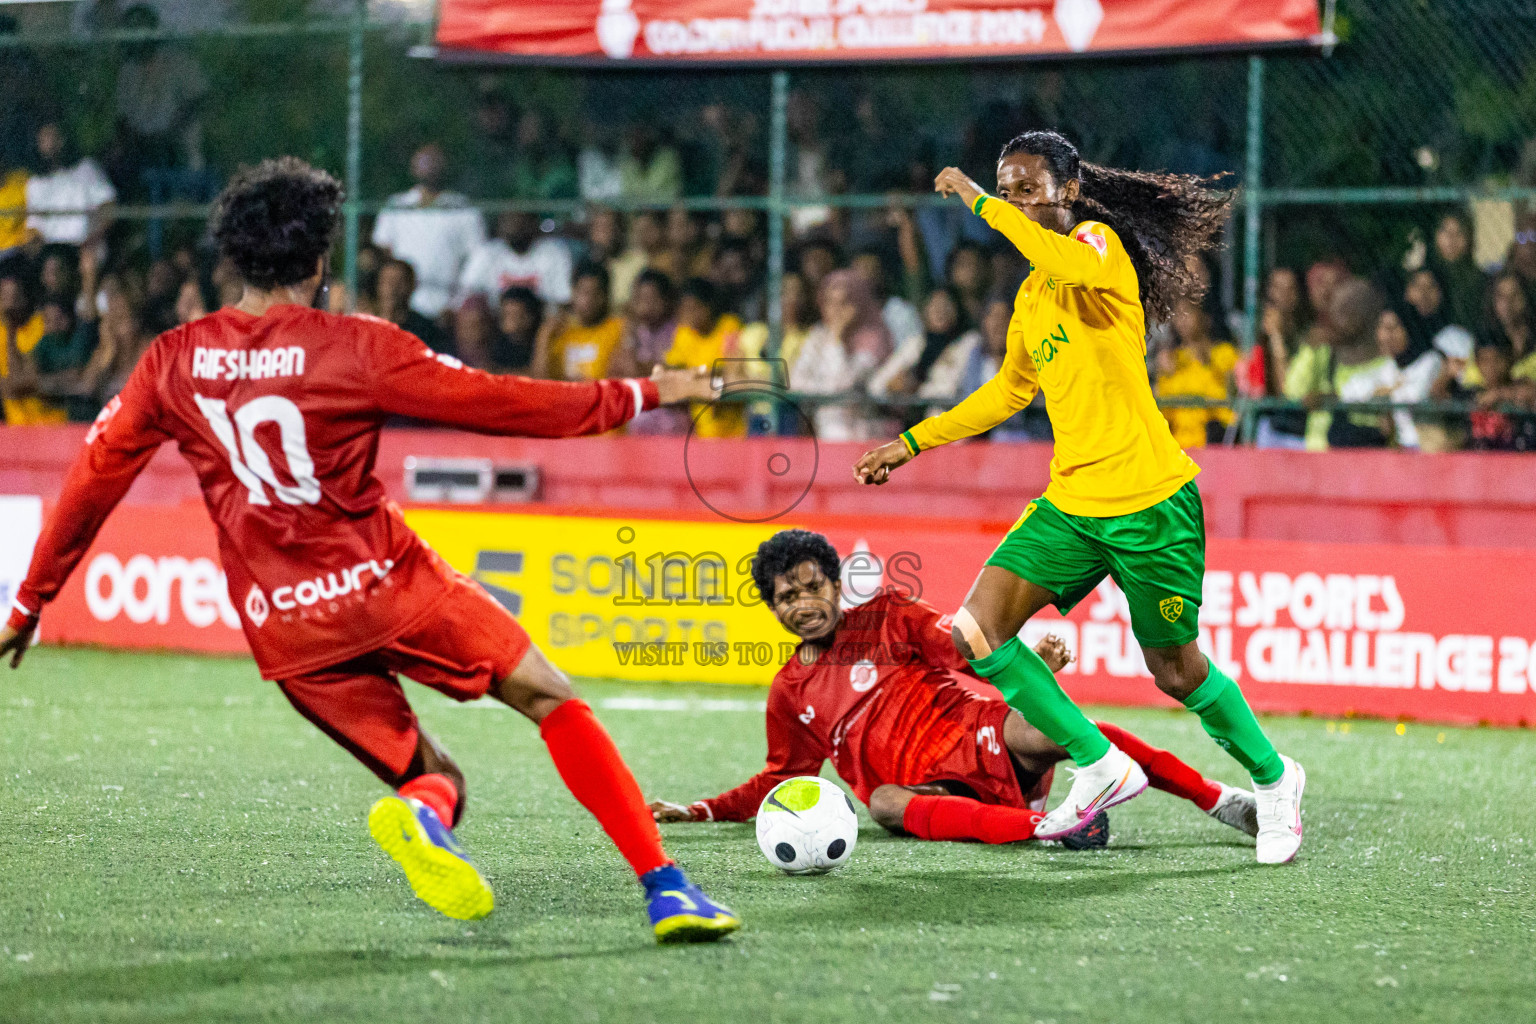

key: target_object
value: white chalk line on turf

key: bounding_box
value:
[452,696,766,713]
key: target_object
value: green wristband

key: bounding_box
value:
[900,430,921,457]
[971,194,989,217]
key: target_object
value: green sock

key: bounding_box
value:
[969,636,1110,766]
[1182,661,1284,785]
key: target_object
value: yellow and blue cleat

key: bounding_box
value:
[642,864,740,944]
[368,795,494,921]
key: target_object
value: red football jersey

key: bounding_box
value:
[14,305,659,679]
[700,591,1003,820]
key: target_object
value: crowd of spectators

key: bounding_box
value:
[4,35,1536,451]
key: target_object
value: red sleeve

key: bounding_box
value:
[697,680,827,822]
[902,596,971,675]
[360,317,658,436]
[14,351,170,619]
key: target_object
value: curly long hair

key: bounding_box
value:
[999,131,1232,323]
[210,157,343,290]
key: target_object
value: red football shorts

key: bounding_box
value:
[276,573,531,780]
[916,699,1054,812]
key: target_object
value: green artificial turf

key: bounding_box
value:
[1,647,1532,1024]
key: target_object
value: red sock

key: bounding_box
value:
[399,773,461,827]
[902,794,1043,844]
[539,699,670,877]
[1095,721,1221,811]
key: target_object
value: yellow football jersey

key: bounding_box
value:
[906,196,1198,517]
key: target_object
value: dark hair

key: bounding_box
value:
[573,259,610,296]
[680,276,724,319]
[998,130,1232,322]
[498,285,544,333]
[381,257,416,289]
[210,158,343,290]
[751,530,841,605]
[633,268,676,305]
[1482,270,1536,353]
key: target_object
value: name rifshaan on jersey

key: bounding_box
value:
[193,346,306,382]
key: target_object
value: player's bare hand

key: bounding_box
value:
[1033,633,1074,674]
[649,799,700,823]
[934,167,985,207]
[853,439,913,486]
[651,364,718,406]
[0,620,36,669]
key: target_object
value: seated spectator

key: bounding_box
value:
[536,261,623,382]
[142,258,182,335]
[457,210,573,310]
[1324,282,1392,449]
[371,144,485,320]
[451,298,497,371]
[1429,211,1485,328]
[95,271,153,402]
[1154,299,1239,448]
[851,247,921,357]
[1422,325,1476,452]
[376,258,450,354]
[711,240,763,322]
[946,242,991,326]
[1478,272,1536,382]
[0,168,30,261]
[175,276,210,325]
[664,207,714,283]
[1509,213,1536,295]
[958,294,1049,441]
[618,125,682,204]
[868,286,975,400]
[666,278,745,438]
[582,207,633,304]
[795,238,841,296]
[790,268,893,441]
[1401,268,1448,347]
[1466,341,1536,452]
[25,122,116,259]
[735,270,815,378]
[1,265,66,424]
[492,286,542,375]
[614,270,688,436]
[1342,306,1444,448]
[1251,267,1311,449]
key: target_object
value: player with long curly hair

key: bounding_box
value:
[852,131,1306,864]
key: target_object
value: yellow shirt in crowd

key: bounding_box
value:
[0,170,30,252]
[1156,342,1239,449]
[549,315,624,381]
[2,313,67,425]
[907,197,1198,517]
[667,313,746,438]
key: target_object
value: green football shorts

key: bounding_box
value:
[984,480,1206,649]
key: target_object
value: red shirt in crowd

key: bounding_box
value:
[13,305,658,679]
[699,591,999,820]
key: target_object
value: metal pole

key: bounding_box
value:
[766,70,789,358]
[343,0,366,312]
[1242,54,1264,351]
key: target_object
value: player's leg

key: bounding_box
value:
[276,668,494,920]
[1093,720,1258,837]
[1109,481,1303,863]
[870,783,1044,844]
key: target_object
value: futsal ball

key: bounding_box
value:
[755,776,859,875]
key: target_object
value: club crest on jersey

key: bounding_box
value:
[1159,596,1184,623]
[849,658,879,693]
[244,585,270,628]
[1073,224,1108,261]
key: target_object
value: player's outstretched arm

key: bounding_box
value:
[935,165,1112,286]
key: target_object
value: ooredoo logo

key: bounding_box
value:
[849,658,879,693]
[84,553,240,629]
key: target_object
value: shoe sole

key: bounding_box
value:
[368,796,494,920]
[1256,762,1306,865]
[1212,791,1260,838]
[1036,774,1149,842]
[654,912,742,945]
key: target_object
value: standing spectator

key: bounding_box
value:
[456,210,573,310]
[790,269,893,441]
[372,144,486,320]
[795,238,841,296]
[618,125,682,204]
[785,91,835,235]
[375,258,450,355]
[577,121,624,204]
[492,286,542,375]
[536,262,623,382]
[0,14,45,173]
[25,123,116,257]
[851,248,921,357]
[111,3,209,193]
[459,86,518,199]
[1,267,65,424]
[1154,299,1239,448]
[1430,212,1486,328]
[665,278,745,438]
[508,109,577,201]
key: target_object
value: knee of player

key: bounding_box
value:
[866,785,908,832]
[1146,643,1208,700]
[951,605,994,662]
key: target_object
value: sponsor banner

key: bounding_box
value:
[436,0,1320,65]
[14,499,1536,725]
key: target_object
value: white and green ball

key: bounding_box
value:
[755,776,859,875]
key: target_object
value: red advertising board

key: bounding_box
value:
[27,501,1536,727]
[436,0,1320,65]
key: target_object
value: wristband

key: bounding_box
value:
[972,194,989,217]
[899,430,921,457]
[7,602,38,633]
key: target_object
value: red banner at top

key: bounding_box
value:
[435,0,1320,65]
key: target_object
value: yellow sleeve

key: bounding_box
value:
[906,321,1039,451]
[975,196,1117,287]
